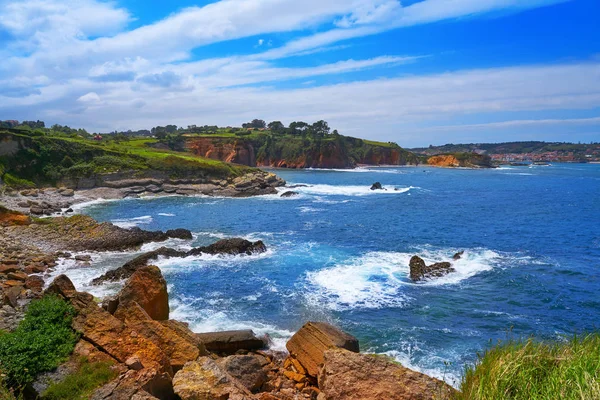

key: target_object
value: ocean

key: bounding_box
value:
[51,164,600,386]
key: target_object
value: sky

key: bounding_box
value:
[0,0,599,147]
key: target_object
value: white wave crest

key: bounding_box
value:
[305,248,503,311]
[287,184,415,197]
[111,215,153,228]
[158,213,176,217]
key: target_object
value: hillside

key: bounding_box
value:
[180,133,421,169]
[410,141,600,163]
[0,130,253,190]
[427,153,494,168]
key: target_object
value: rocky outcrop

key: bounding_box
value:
[0,214,193,252]
[427,153,493,168]
[370,182,383,190]
[286,322,359,378]
[409,256,455,282]
[195,330,266,355]
[92,239,267,284]
[117,265,170,321]
[318,349,456,400]
[280,191,299,198]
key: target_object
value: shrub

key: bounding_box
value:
[41,357,117,400]
[2,173,35,189]
[456,333,600,400]
[0,295,79,389]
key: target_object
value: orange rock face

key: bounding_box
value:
[427,155,461,167]
[285,322,359,378]
[119,265,169,321]
[0,206,31,226]
[318,349,457,400]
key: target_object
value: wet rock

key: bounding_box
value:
[196,330,266,355]
[453,251,464,260]
[409,256,455,282]
[280,191,299,198]
[59,188,75,197]
[118,265,169,321]
[75,254,92,262]
[165,228,193,240]
[318,349,456,400]
[92,239,266,284]
[370,182,383,190]
[286,322,359,378]
[6,271,27,281]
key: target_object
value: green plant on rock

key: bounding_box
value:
[2,173,35,189]
[41,357,117,400]
[0,295,79,390]
[456,333,600,400]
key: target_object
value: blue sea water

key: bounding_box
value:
[58,164,600,385]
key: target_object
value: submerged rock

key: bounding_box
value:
[409,256,455,282]
[453,251,464,260]
[280,191,299,198]
[318,349,456,400]
[286,322,359,378]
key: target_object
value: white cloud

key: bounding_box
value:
[77,92,101,103]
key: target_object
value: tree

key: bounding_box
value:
[311,120,330,137]
[288,121,308,135]
[242,119,266,129]
[165,125,178,133]
[268,121,285,133]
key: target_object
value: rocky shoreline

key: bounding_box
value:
[0,170,286,216]
[0,199,457,399]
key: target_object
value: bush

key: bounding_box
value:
[2,173,35,189]
[41,357,117,400]
[457,333,600,400]
[0,295,79,389]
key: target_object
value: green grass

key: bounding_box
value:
[456,333,600,400]
[0,295,79,390]
[41,357,117,400]
[2,173,35,189]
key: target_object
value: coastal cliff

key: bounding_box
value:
[184,135,421,169]
[427,153,494,168]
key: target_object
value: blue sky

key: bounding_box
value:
[0,0,599,146]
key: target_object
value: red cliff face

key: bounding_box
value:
[186,138,256,166]
[185,137,417,168]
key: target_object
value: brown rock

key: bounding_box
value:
[172,358,254,400]
[25,275,45,292]
[217,355,268,392]
[45,274,77,298]
[118,265,169,320]
[196,330,266,354]
[318,349,456,400]
[6,271,28,281]
[72,297,173,376]
[285,322,359,378]
[409,256,455,282]
[2,280,24,288]
[0,265,19,274]
[3,286,22,307]
[114,301,205,372]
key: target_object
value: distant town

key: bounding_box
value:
[410,141,600,163]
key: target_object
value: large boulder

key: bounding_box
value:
[71,293,173,376]
[409,256,455,282]
[114,301,207,372]
[370,182,383,190]
[45,274,77,298]
[217,355,268,392]
[318,349,456,400]
[285,322,359,378]
[172,358,254,400]
[196,330,266,355]
[118,265,169,320]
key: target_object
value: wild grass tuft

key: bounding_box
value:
[41,357,117,400]
[456,333,600,400]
